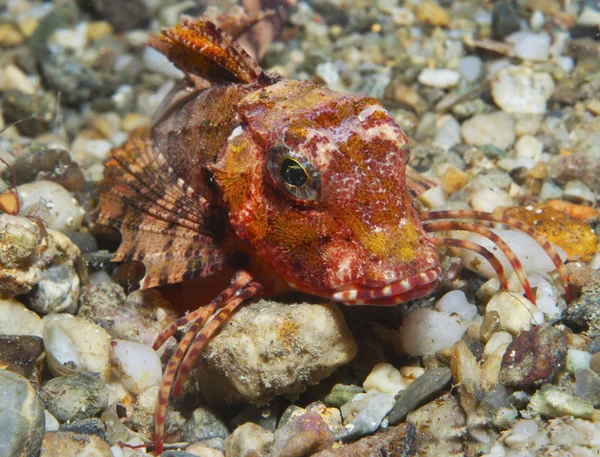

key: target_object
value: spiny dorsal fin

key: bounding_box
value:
[156,19,263,85]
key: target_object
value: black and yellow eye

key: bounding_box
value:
[280,157,309,187]
[267,145,320,201]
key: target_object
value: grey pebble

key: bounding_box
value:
[182,407,229,448]
[25,264,80,315]
[336,393,395,442]
[162,452,199,457]
[491,1,521,41]
[1,90,56,137]
[387,367,452,425]
[60,417,108,442]
[40,373,108,422]
[324,384,364,408]
[83,0,150,32]
[574,369,600,407]
[0,369,45,457]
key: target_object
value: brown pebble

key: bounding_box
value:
[590,353,600,375]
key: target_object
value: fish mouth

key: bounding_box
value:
[329,266,441,306]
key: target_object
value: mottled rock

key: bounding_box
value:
[40,373,109,422]
[565,271,600,337]
[388,368,452,425]
[0,369,45,457]
[528,385,594,419]
[272,412,335,456]
[499,325,567,389]
[39,431,112,457]
[189,300,357,404]
[24,264,80,314]
[312,423,415,457]
[324,384,364,408]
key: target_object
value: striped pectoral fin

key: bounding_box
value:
[405,165,438,198]
[114,227,228,289]
[154,19,263,85]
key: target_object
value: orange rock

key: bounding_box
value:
[545,199,600,224]
[440,166,468,195]
[504,203,598,262]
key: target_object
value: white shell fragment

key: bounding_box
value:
[42,314,111,381]
[110,340,162,394]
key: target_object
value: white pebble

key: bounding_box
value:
[44,410,60,432]
[566,349,592,373]
[400,308,469,356]
[417,185,448,209]
[0,298,43,337]
[42,314,112,381]
[437,290,478,322]
[17,181,85,232]
[563,180,597,205]
[506,31,551,61]
[432,114,461,151]
[110,340,163,395]
[418,68,461,89]
[143,46,184,79]
[460,229,567,280]
[530,11,546,31]
[470,187,515,212]
[51,23,89,53]
[485,291,543,335]
[458,55,482,82]
[491,66,555,114]
[514,135,543,161]
[363,362,409,395]
[461,111,516,149]
[483,332,513,358]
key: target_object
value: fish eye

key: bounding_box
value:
[267,145,320,201]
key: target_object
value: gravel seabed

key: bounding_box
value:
[1,1,600,456]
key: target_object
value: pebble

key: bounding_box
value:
[110,340,162,395]
[491,66,555,114]
[592,353,600,374]
[491,1,521,40]
[1,89,56,136]
[574,369,600,407]
[0,64,37,94]
[399,307,469,356]
[432,114,461,151]
[224,423,274,457]
[506,31,551,61]
[527,385,594,419]
[0,298,43,337]
[436,290,478,322]
[17,181,85,232]
[565,272,600,338]
[83,0,149,32]
[336,393,395,442]
[563,179,597,205]
[324,384,364,408]
[514,135,543,162]
[24,264,80,314]
[0,369,45,457]
[461,111,516,149]
[387,367,452,425]
[362,362,409,396]
[40,373,109,422]
[566,349,592,373]
[457,56,482,83]
[189,300,357,404]
[498,325,567,388]
[272,411,335,456]
[143,46,184,79]
[40,431,112,457]
[181,407,229,447]
[485,291,543,335]
[418,68,460,89]
[415,1,450,28]
[42,314,112,381]
[0,335,45,383]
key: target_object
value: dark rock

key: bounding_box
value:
[387,367,452,425]
[505,391,531,410]
[491,1,521,41]
[162,452,198,457]
[565,272,600,337]
[551,83,581,105]
[499,325,568,389]
[312,423,415,457]
[2,149,72,186]
[60,418,108,442]
[0,335,45,383]
[0,369,45,457]
[24,264,80,314]
[1,90,56,136]
[574,369,600,407]
[81,0,150,33]
[40,373,109,422]
[324,384,364,408]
